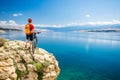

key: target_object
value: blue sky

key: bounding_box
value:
[0,0,120,27]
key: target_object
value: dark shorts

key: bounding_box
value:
[26,34,33,41]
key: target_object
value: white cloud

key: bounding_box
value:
[0,20,17,26]
[0,20,18,26]
[0,21,7,25]
[64,19,120,26]
[13,13,23,17]
[8,20,18,25]
[86,19,120,25]
[112,19,120,24]
[33,19,120,27]
[13,14,17,17]
[0,20,23,30]
[34,24,64,27]
[85,14,91,18]
[1,19,120,29]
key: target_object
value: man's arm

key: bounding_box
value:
[30,24,34,34]
[31,29,34,34]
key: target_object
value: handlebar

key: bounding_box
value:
[33,32,41,38]
[34,32,41,34]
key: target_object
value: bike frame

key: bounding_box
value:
[31,32,40,54]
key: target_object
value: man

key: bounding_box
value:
[24,18,34,49]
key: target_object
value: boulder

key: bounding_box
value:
[0,39,60,80]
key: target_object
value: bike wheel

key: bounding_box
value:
[34,38,37,48]
[32,38,37,54]
[32,40,35,54]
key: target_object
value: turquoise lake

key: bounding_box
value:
[0,31,120,80]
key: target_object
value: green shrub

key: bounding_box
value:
[30,60,36,64]
[18,47,23,50]
[0,38,6,47]
[34,62,43,72]
[43,60,50,68]
[37,71,43,80]
[34,62,43,80]
[16,69,22,80]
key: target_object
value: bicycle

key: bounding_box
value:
[31,32,41,54]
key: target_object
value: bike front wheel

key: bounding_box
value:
[32,38,37,54]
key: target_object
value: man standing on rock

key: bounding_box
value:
[24,18,34,49]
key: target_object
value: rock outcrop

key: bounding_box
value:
[0,30,5,33]
[0,39,60,80]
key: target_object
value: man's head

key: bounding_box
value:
[28,18,32,23]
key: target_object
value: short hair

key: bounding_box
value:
[28,18,32,23]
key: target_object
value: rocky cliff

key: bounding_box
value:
[0,38,60,80]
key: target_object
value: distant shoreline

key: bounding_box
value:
[0,29,5,33]
[0,27,120,32]
[0,28,22,31]
[73,30,120,32]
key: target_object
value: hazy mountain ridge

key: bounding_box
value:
[1,24,120,32]
[37,24,120,32]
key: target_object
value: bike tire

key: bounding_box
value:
[32,38,37,54]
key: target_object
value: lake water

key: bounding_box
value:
[0,31,120,80]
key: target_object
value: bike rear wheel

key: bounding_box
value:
[32,38,37,54]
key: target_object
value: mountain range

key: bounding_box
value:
[37,24,120,32]
[0,24,120,32]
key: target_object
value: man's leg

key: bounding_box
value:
[26,39,28,47]
[25,34,29,48]
[30,34,33,49]
[30,41,32,49]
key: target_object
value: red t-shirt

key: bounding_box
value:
[29,24,34,30]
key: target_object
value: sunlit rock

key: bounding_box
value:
[0,39,60,80]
